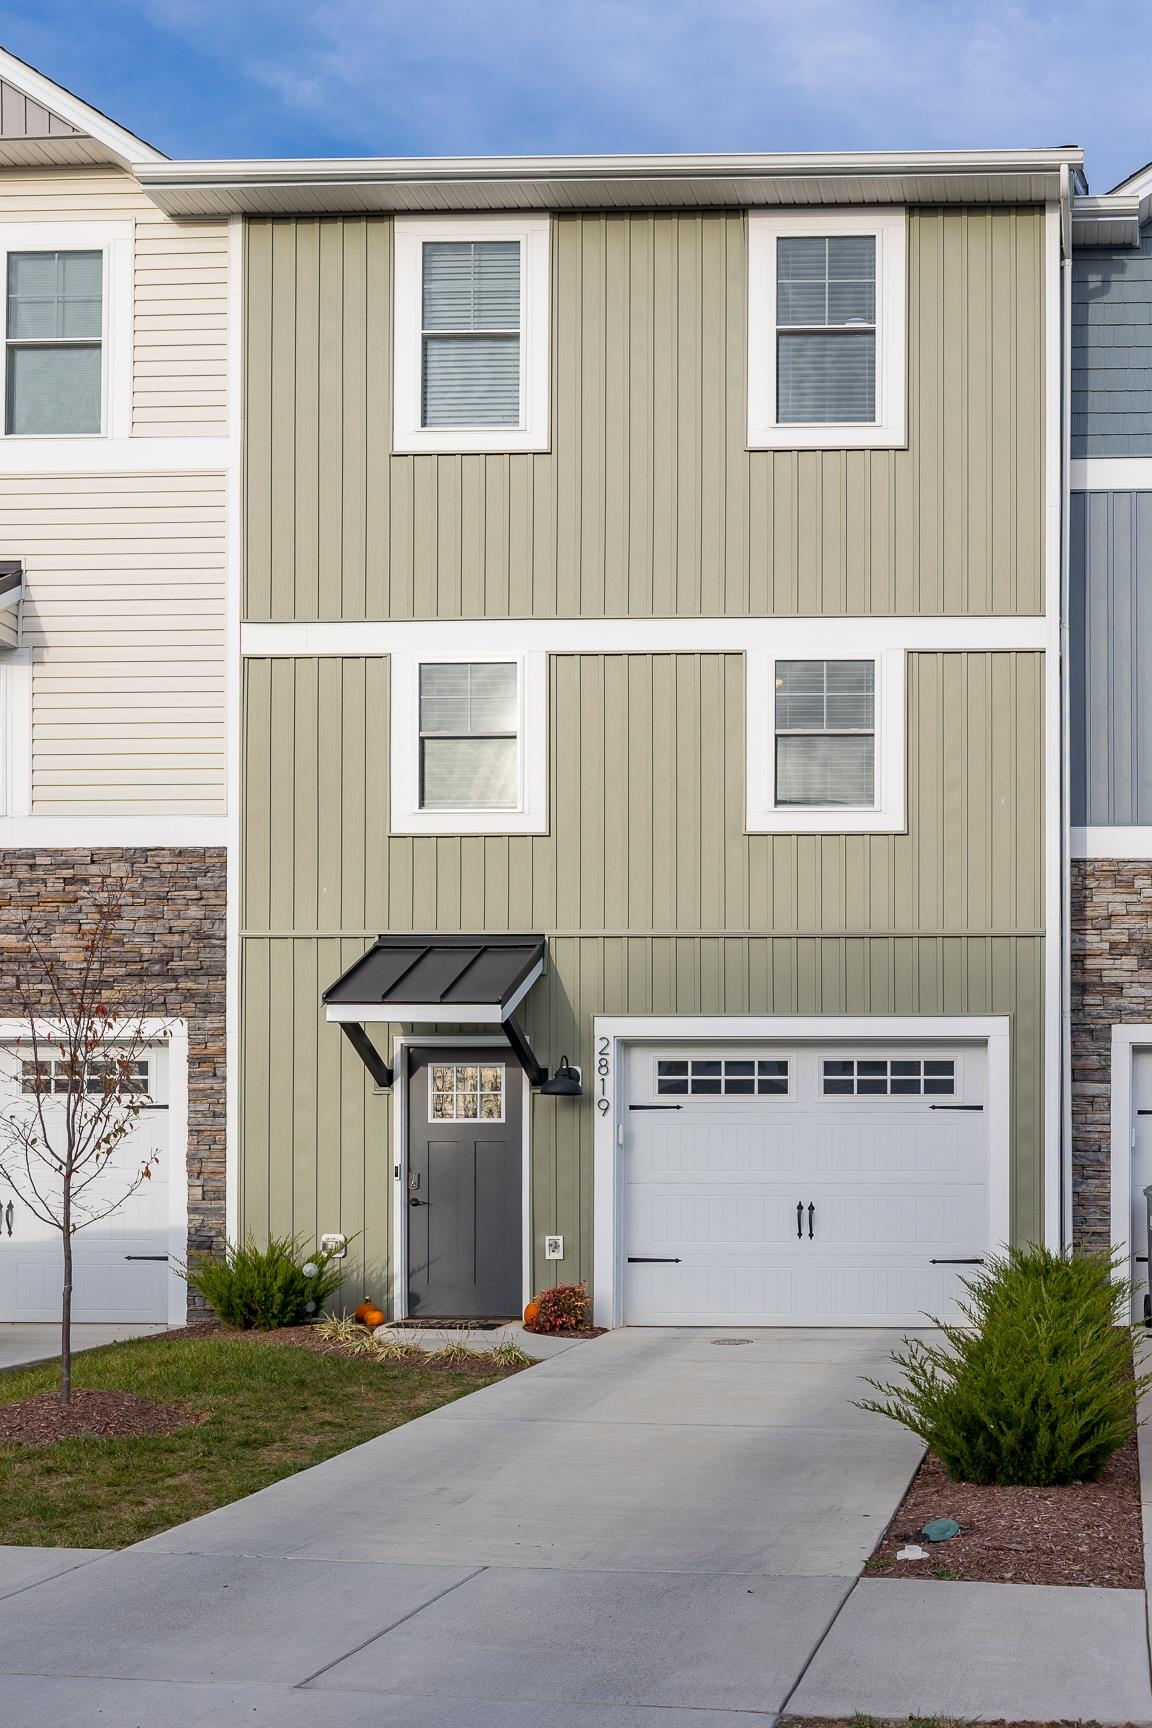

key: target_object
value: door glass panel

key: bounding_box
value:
[427,1061,505,1121]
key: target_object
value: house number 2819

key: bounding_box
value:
[596,1036,611,1116]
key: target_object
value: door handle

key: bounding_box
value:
[796,1201,803,1240]
[807,1202,815,1240]
[409,1196,426,1208]
[4,1201,11,1237]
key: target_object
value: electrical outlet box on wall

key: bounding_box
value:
[544,1235,564,1260]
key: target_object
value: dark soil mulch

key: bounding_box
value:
[869,1433,1144,1589]
[0,1388,202,1446]
[523,1325,607,1339]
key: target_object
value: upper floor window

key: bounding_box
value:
[774,659,875,807]
[419,660,518,810]
[393,215,550,455]
[745,642,905,834]
[5,250,102,436]
[390,648,549,835]
[747,210,906,450]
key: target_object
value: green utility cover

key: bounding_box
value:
[920,1518,961,1542]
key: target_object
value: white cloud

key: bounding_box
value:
[129,0,1152,187]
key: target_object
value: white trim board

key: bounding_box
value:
[0,437,232,476]
[388,1034,532,1323]
[243,615,1050,658]
[591,1012,1013,1329]
[0,816,229,846]
[0,1015,188,1327]
[1044,197,1065,1256]
[1071,459,1152,491]
[1109,1025,1152,1316]
[224,212,243,1245]
[1071,827,1152,859]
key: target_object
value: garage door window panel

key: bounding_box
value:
[822,1057,955,1097]
[656,1057,789,1097]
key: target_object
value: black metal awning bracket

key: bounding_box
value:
[339,1022,394,1090]
[501,1009,548,1088]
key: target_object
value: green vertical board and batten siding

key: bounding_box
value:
[241,651,1046,1292]
[244,208,1046,622]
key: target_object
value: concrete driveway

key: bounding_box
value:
[0,1327,924,1725]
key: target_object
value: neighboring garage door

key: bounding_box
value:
[623,1042,988,1327]
[0,1045,171,1323]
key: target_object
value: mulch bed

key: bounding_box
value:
[165,1320,528,1376]
[0,1388,201,1446]
[524,1325,606,1339]
[868,1433,1144,1589]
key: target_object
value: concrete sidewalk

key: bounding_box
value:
[0,1322,164,1371]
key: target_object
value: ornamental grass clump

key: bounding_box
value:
[857,1245,1149,1486]
[184,1234,345,1330]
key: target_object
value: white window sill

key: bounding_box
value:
[747,423,906,452]
[391,425,550,456]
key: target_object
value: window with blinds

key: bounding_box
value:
[421,240,521,428]
[776,235,875,425]
[774,659,876,807]
[418,661,519,810]
[5,250,102,435]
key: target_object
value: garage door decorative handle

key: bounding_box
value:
[796,1201,803,1239]
[3,1201,11,1237]
[807,1202,815,1239]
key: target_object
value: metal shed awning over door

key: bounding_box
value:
[322,935,547,1088]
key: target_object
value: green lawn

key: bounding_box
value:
[0,1332,508,1549]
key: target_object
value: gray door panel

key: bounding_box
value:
[407,1049,521,1318]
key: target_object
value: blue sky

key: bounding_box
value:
[0,0,1145,191]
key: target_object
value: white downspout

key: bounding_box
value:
[1059,164,1074,1249]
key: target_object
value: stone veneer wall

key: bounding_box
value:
[1071,858,1152,1250]
[0,850,226,1311]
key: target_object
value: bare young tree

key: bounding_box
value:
[0,887,162,1403]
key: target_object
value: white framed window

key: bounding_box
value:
[393,214,550,455]
[822,1057,956,1097]
[745,644,905,834]
[390,648,548,835]
[0,222,131,443]
[747,209,906,450]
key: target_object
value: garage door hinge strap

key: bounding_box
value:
[629,1104,682,1111]
[627,1256,682,1263]
[124,1254,169,1261]
[930,1257,984,1264]
[929,1104,983,1111]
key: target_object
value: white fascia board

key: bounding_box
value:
[1070,459,1152,491]
[243,615,1049,658]
[326,1003,503,1025]
[136,147,1082,189]
[1071,826,1152,859]
[0,48,165,167]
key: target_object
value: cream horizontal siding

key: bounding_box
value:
[2,471,225,813]
[0,168,229,438]
[246,206,1045,621]
[242,651,1043,937]
[240,932,1045,1304]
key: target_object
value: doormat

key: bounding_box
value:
[390,1318,512,1332]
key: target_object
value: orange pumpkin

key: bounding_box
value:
[523,1301,539,1325]
[360,1306,386,1330]
[353,1300,376,1324]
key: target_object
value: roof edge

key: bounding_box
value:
[0,43,166,166]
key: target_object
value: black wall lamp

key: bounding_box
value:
[539,1055,583,1097]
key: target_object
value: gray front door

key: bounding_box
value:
[407,1049,522,1319]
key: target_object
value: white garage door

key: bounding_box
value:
[0,1045,171,1323]
[624,1042,988,1326]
